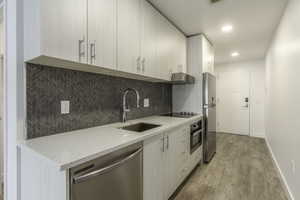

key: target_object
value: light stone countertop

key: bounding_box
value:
[19,115,202,171]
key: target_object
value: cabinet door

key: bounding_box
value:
[141,0,158,77]
[143,135,165,200]
[173,31,187,74]
[202,37,214,74]
[40,0,87,63]
[208,43,215,74]
[164,128,187,198]
[88,0,117,69]
[117,0,141,74]
[156,15,173,80]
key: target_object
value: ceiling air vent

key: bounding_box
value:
[211,0,223,3]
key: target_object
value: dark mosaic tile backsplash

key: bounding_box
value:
[26,64,172,139]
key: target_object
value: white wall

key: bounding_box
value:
[215,59,266,138]
[265,0,300,199]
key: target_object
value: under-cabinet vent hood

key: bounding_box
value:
[171,73,195,85]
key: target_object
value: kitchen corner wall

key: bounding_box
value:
[26,64,172,139]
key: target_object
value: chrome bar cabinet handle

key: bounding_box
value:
[142,58,146,73]
[78,37,85,62]
[90,41,96,64]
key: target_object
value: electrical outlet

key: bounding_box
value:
[292,160,296,174]
[144,98,150,108]
[61,101,70,114]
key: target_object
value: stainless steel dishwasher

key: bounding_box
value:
[70,143,143,200]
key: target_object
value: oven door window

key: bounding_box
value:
[190,130,202,154]
[192,132,200,146]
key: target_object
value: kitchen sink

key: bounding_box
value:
[120,123,161,132]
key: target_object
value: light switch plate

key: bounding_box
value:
[144,98,150,108]
[61,101,70,114]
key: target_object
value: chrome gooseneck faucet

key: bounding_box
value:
[122,88,140,122]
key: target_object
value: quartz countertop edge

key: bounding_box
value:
[19,115,202,171]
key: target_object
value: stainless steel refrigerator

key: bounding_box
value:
[203,72,217,163]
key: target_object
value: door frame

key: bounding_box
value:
[0,0,6,198]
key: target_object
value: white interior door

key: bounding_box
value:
[217,70,250,135]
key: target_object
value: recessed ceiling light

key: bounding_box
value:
[231,52,240,57]
[222,25,233,33]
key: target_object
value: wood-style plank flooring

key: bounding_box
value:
[173,133,288,200]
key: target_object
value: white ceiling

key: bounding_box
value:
[148,0,288,64]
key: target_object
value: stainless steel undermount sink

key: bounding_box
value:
[120,123,161,132]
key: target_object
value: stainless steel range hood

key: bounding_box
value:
[171,73,195,85]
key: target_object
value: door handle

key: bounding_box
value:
[137,57,141,72]
[161,137,165,152]
[90,41,96,64]
[142,58,145,73]
[73,148,143,184]
[166,136,169,150]
[78,37,85,62]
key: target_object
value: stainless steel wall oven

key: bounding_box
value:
[190,120,202,154]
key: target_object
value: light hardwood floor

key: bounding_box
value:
[173,133,288,200]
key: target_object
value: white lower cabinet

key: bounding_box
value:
[143,135,165,200]
[143,125,191,200]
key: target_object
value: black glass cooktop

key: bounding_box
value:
[160,112,198,118]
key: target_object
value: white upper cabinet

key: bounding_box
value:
[24,0,87,63]
[202,36,215,75]
[156,15,173,80]
[117,0,141,74]
[24,0,187,81]
[156,16,187,80]
[173,30,187,74]
[87,0,117,69]
[140,0,158,77]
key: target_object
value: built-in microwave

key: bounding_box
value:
[190,120,202,154]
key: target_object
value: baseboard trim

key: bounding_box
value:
[265,138,295,200]
[250,134,266,139]
[217,131,266,139]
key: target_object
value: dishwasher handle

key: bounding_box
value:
[73,148,143,184]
